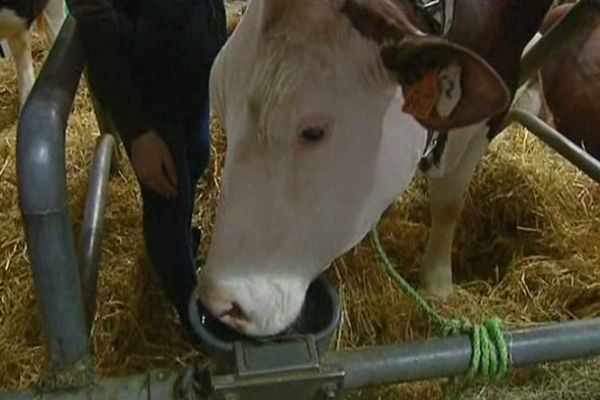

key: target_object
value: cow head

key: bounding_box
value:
[199,0,510,337]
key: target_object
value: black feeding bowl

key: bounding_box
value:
[189,276,341,368]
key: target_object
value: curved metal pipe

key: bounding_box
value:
[79,134,115,331]
[16,17,90,375]
[504,109,600,185]
[519,0,600,86]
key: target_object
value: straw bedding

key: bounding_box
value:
[1,10,600,399]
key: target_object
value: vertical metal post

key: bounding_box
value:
[16,17,92,386]
[79,134,115,331]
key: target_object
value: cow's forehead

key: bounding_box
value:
[261,0,346,37]
[244,56,339,146]
[244,26,383,133]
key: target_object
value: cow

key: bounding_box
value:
[0,0,65,108]
[198,0,555,337]
[514,3,600,159]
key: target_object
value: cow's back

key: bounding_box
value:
[0,0,50,26]
[542,22,600,157]
[448,1,553,94]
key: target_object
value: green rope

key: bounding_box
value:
[371,227,509,381]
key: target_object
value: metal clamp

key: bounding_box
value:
[204,336,345,400]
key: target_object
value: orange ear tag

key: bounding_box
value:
[402,70,441,120]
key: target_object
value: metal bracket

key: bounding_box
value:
[205,336,345,400]
[413,0,455,37]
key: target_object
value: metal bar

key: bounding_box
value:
[328,335,472,390]
[509,317,600,367]
[2,319,600,399]
[0,370,182,400]
[16,16,91,377]
[519,0,600,86]
[328,317,600,390]
[503,109,600,185]
[79,134,115,331]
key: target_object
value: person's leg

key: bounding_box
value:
[116,0,217,337]
[141,102,211,333]
[120,115,198,331]
[185,100,212,262]
[143,120,200,326]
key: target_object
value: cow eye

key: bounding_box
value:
[300,127,326,143]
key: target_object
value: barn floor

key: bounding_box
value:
[1,32,600,400]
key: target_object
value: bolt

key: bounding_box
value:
[321,384,338,400]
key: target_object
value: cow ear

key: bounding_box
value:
[342,0,511,131]
[383,37,511,131]
[341,0,421,39]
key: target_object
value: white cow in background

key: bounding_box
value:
[0,0,65,108]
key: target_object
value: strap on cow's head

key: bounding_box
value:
[412,0,455,37]
[411,0,457,164]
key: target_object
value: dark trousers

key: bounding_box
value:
[121,101,211,329]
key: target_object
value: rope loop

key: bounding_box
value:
[371,228,510,381]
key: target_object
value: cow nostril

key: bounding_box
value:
[220,302,248,321]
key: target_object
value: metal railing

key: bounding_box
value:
[16,17,91,382]
[14,16,116,388]
[1,318,600,399]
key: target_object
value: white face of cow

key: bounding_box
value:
[199,0,511,336]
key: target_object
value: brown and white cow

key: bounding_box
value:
[199,0,554,337]
[0,0,65,108]
[515,3,600,159]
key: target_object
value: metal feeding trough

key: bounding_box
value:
[186,277,346,399]
[188,276,342,371]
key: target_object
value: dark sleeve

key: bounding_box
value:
[67,0,152,143]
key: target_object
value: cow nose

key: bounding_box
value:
[220,301,249,321]
[196,274,308,337]
[198,290,252,332]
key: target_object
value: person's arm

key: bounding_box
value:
[67,0,151,143]
[67,0,178,199]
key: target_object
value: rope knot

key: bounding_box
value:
[441,317,471,336]
[457,317,509,380]
[371,228,510,382]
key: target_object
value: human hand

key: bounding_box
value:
[131,131,178,199]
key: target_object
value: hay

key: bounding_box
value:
[224,1,247,35]
[2,21,600,400]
